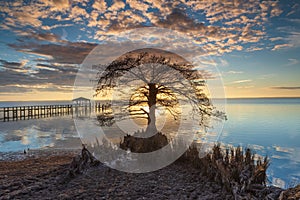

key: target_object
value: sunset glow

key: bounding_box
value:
[0,0,300,100]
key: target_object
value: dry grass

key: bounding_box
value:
[178,143,277,199]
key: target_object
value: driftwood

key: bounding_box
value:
[66,145,100,179]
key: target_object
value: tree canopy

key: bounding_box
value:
[95,48,225,134]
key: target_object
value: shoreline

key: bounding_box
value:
[1,148,299,199]
[0,148,81,162]
[0,149,232,200]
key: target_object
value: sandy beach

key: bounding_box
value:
[0,149,233,200]
[1,147,300,200]
[1,0,300,198]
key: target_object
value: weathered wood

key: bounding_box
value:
[65,145,100,180]
[0,103,109,122]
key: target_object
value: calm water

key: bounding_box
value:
[221,98,300,188]
[0,98,299,188]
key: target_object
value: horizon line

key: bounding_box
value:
[1,96,300,102]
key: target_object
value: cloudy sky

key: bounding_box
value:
[0,0,299,101]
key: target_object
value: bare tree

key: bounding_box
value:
[95,49,225,134]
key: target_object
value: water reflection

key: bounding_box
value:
[220,99,300,188]
[0,99,299,188]
[0,116,81,152]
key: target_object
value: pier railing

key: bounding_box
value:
[0,103,110,122]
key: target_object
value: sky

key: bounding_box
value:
[0,0,300,101]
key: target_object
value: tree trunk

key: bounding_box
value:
[146,83,158,135]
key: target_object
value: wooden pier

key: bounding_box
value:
[0,103,110,122]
